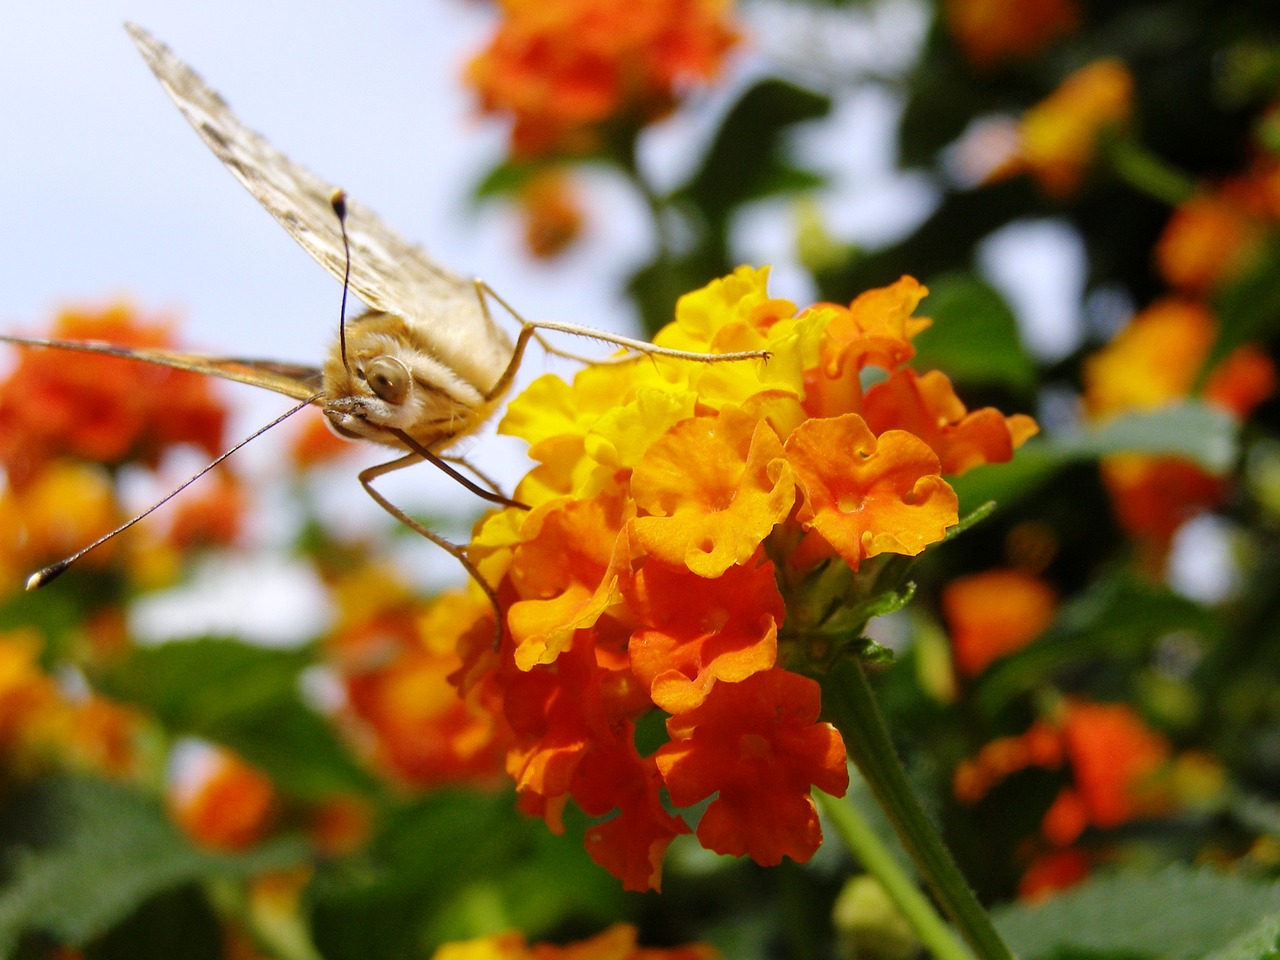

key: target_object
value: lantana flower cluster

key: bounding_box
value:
[1082,298,1276,550]
[437,267,1036,891]
[467,0,739,160]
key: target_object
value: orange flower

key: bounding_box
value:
[1017,848,1091,901]
[656,668,848,865]
[944,0,1080,70]
[941,569,1056,676]
[288,407,354,468]
[520,168,585,258]
[629,409,795,577]
[784,414,958,571]
[467,0,739,158]
[623,552,783,713]
[164,467,245,550]
[169,748,276,850]
[1056,700,1171,834]
[0,460,123,587]
[861,370,1039,475]
[1157,159,1280,294]
[1007,59,1133,197]
[953,701,1172,847]
[1083,298,1277,545]
[0,305,227,488]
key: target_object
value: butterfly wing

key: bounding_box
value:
[124,23,511,391]
[0,334,323,401]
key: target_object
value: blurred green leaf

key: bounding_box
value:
[674,77,831,229]
[1206,238,1280,380]
[915,272,1036,390]
[1199,910,1280,960]
[992,866,1280,960]
[951,402,1239,513]
[0,778,306,957]
[310,790,624,960]
[98,639,375,799]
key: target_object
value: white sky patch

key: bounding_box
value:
[1167,514,1241,605]
[129,553,333,646]
[978,219,1087,361]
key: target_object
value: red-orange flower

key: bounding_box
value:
[0,305,227,488]
[657,668,848,865]
[169,749,276,850]
[945,0,1080,70]
[623,552,783,714]
[467,0,739,158]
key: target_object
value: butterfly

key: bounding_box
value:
[1,23,766,616]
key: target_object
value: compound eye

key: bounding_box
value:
[365,356,411,405]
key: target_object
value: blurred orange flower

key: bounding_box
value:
[954,699,1173,891]
[0,305,227,489]
[520,168,585,258]
[945,0,1080,70]
[467,0,739,158]
[432,924,717,960]
[329,590,509,789]
[169,748,277,850]
[942,568,1057,677]
[1083,298,1277,546]
[1001,59,1133,197]
[1156,159,1280,294]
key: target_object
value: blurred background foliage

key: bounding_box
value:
[4,0,1280,958]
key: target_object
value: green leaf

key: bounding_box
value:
[0,778,306,957]
[97,639,375,799]
[310,790,624,960]
[674,77,831,229]
[992,866,1280,960]
[1206,238,1280,379]
[950,402,1239,513]
[914,272,1036,390]
[1199,910,1280,960]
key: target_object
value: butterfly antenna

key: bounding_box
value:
[25,396,319,590]
[331,190,354,378]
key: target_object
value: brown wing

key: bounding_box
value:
[0,334,323,401]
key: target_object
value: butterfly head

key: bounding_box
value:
[321,311,499,452]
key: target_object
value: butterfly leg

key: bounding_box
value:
[358,453,504,646]
[388,429,527,511]
[471,279,773,370]
[438,453,508,500]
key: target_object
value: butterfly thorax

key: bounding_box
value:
[321,311,512,451]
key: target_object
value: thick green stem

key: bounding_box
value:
[820,659,1015,960]
[816,791,972,960]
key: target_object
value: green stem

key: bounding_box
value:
[820,659,1015,960]
[1106,136,1198,206]
[816,791,972,960]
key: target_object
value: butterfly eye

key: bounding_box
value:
[364,356,411,405]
